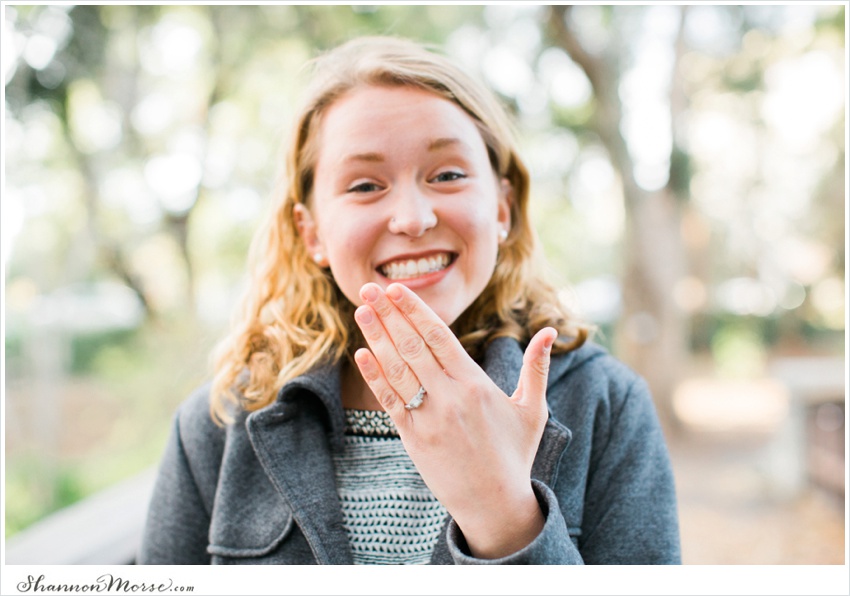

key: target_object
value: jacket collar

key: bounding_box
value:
[246,358,352,564]
[272,357,347,452]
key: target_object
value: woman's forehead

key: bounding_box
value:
[314,85,486,160]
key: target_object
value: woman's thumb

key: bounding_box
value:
[514,327,557,404]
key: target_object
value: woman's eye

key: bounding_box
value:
[432,171,466,183]
[348,181,380,193]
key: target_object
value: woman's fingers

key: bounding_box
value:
[359,283,447,384]
[353,348,408,418]
[354,303,423,408]
[383,283,469,377]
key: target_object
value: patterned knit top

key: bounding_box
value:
[332,409,448,565]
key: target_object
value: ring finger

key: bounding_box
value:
[354,304,423,407]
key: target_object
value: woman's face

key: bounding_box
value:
[296,85,511,326]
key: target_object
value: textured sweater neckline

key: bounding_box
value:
[343,408,399,438]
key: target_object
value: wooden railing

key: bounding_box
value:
[5,468,156,565]
[766,356,846,499]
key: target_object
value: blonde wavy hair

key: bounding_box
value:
[210,36,589,424]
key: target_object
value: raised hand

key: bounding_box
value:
[353,282,558,559]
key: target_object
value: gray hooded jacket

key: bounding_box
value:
[138,338,681,564]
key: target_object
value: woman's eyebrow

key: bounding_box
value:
[341,138,463,164]
[428,137,462,151]
[343,152,384,163]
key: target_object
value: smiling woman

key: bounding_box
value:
[138,36,681,565]
[296,84,510,327]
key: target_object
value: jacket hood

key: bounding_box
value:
[482,336,609,395]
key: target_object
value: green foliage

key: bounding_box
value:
[668,146,692,199]
[69,329,139,375]
[814,4,845,36]
[4,332,24,362]
[711,321,768,378]
[4,319,211,539]
[550,100,595,130]
[5,458,63,538]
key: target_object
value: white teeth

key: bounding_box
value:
[380,253,451,280]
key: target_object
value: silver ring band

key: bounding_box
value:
[405,386,426,410]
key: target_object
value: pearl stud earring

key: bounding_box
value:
[313,252,323,264]
[499,229,508,242]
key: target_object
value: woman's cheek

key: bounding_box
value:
[324,212,382,305]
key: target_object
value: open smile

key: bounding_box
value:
[377,251,456,281]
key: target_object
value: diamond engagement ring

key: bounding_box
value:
[405,386,426,410]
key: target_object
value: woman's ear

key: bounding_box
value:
[293,203,328,267]
[498,178,513,237]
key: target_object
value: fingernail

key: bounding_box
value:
[362,285,378,302]
[387,284,403,301]
[544,331,556,351]
[356,306,373,324]
[354,348,370,366]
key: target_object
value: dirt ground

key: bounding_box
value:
[670,429,846,565]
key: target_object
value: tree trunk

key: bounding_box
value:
[547,6,691,433]
[618,188,687,433]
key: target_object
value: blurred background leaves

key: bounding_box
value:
[2,4,845,562]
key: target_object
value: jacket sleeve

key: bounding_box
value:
[446,479,583,564]
[137,411,213,564]
[578,376,681,564]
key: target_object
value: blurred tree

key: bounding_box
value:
[538,4,845,428]
[545,5,691,429]
[6,6,150,312]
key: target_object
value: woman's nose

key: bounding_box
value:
[387,189,437,237]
